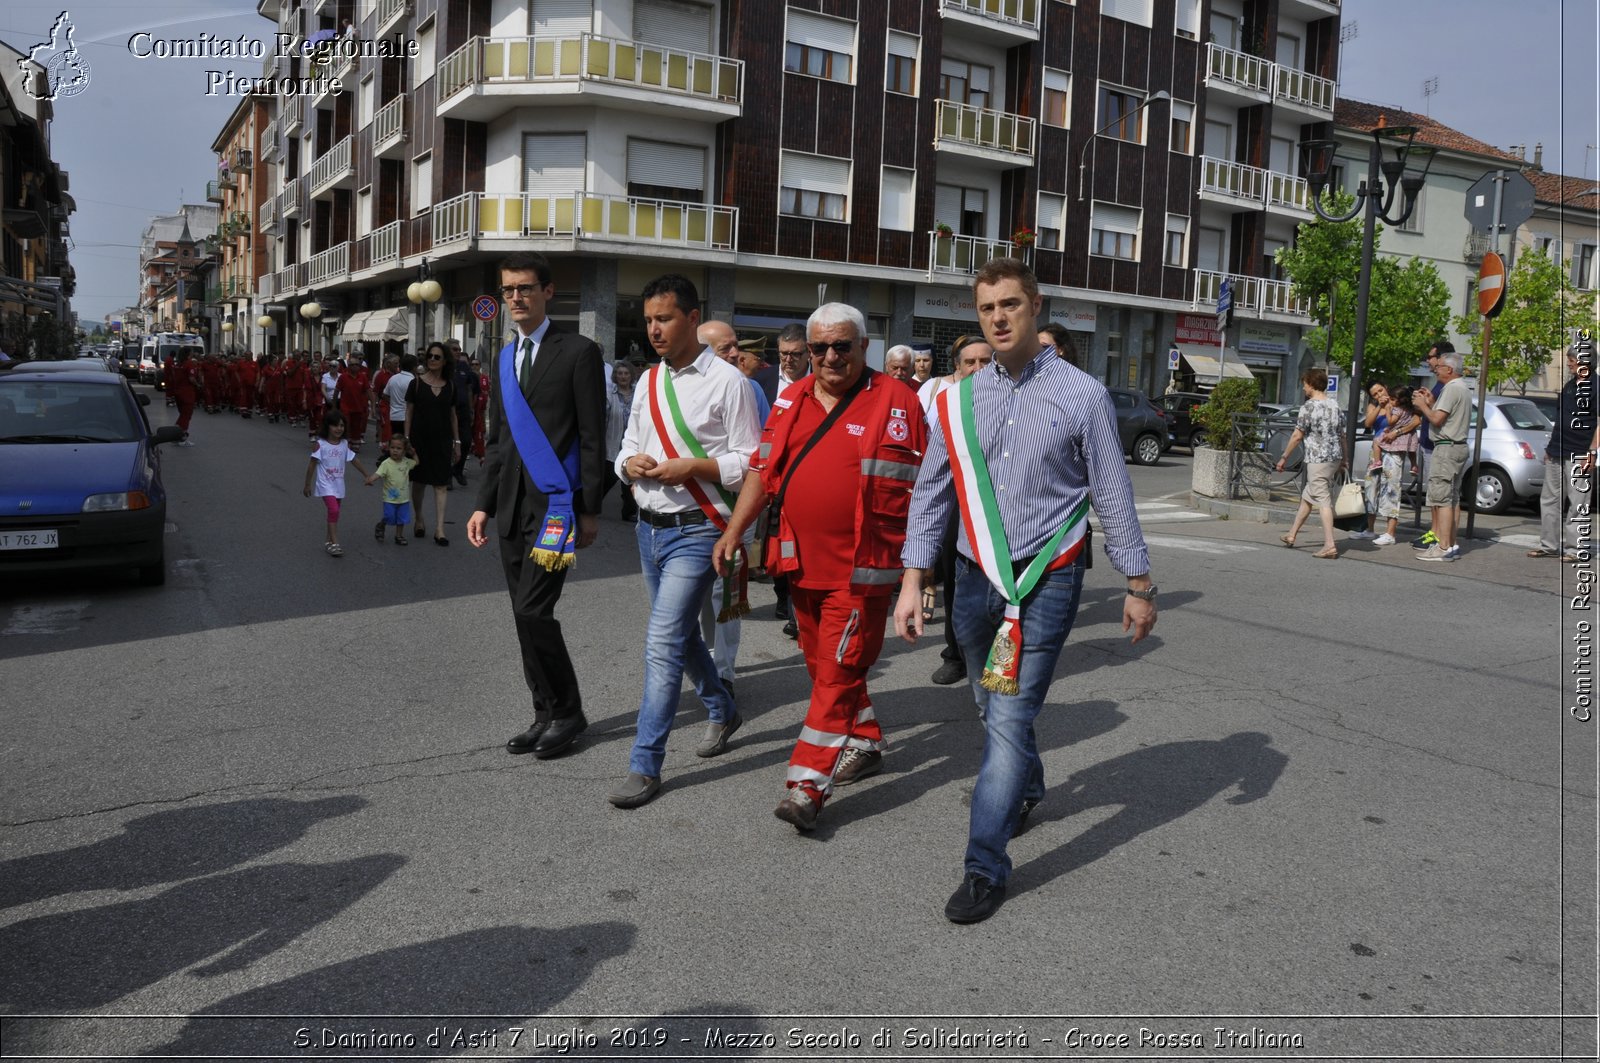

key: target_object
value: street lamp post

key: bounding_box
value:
[408,258,443,349]
[1299,126,1435,462]
[1076,89,1172,202]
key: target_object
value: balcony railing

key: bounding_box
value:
[307,242,350,287]
[373,95,405,156]
[259,117,279,162]
[431,191,738,250]
[1194,269,1310,317]
[206,179,223,203]
[934,99,1035,160]
[370,220,403,268]
[259,191,278,232]
[280,175,306,219]
[1199,156,1310,216]
[309,136,354,197]
[1205,42,1335,116]
[939,0,1040,33]
[928,231,1016,276]
[275,263,300,294]
[437,34,743,114]
[376,0,407,34]
[258,272,277,300]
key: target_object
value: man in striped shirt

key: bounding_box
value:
[895,257,1158,924]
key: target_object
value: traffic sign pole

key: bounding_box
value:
[1466,179,1507,540]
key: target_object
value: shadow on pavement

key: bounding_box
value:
[1011,731,1288,896]
[0,796,366,909]
[0,854,404,1014]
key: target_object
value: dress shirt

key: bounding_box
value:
[512,317,553,380]
[903,348,1150,577]
[615,348,760,514]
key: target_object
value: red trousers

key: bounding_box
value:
[787,585,889,799]
[175,394,196,433]
[342,405,368,441]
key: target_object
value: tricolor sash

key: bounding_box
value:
[646,364,749,620]
[937,375,1088,694]
[500,338,581,570]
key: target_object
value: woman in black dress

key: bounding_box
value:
[404,341,461,545]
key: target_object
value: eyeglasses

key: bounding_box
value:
[499,284,543,299]
[427,354,444,361]
[807,340,855,357]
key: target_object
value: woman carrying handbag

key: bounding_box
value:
[1274,368,1348,559]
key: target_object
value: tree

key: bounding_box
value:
[1276,189,1365,340]
[1452,245,1577,393]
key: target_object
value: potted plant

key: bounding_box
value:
[1189,378,1261,498]
[1012,226,1036,248]
[933,221,954,239]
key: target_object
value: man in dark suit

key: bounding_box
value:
[466,251,606,759]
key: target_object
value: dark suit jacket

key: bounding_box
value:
[476,323,607,541]
[752,364,780,405]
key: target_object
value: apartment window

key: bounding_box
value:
[411,153,432,215]
[634,0,712,54]
[523,133,587,194]
[414,20,435,84]
[1397,186,1425,233]
[935,183,987,236]
[1264,238,1287,280]
[1203,120,1232,159]
[1170,100,1194,154]
[627,139,705,203]
[357,186,372,237]
[1174,0,1200,39]
[358,75,374,129]
[879,167,915,231]
[1090,203,1140,260]
[780,151,850,222]
[785,10,855,84]
[1576,244,1597,290]
[940,57,992,110]
[1043,69,1071,129]
[886,32,918,96]
[1098,85,1147,144]
[1101,0,1152,28]
[1164,215,1188,267]
[1197,226,1226,272]
[531,0,593,34]
[1038,192,1066,251]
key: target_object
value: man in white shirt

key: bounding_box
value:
[382,355,416,438]
[608,275,761,809]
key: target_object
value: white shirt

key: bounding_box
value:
[383,370,414,421]
[321,371,339,404]
[309,439,355,499]
[512,317,552,382]
[615,349,760,515]
[918,374,956,421]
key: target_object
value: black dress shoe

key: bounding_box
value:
[532,713,588,758]
[782,617,798,639]
[774,599,790,621]
[505,715,552,754]
[944,871,1006,924]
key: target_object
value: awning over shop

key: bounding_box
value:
[338,308,411,342]
[337,310,372,341]
[1178,346,1254,384]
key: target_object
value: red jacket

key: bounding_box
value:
[336,367,370,411]
[756,369,926,595]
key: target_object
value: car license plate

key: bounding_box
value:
[0,530,59,550]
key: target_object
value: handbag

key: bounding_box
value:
[1334,477,1366,518]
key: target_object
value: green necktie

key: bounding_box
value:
[518,337,534,394]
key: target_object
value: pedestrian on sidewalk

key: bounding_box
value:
[1411,350,1472,562]
[1363,384,1421,546]
[373,434,418,545]
[1275,367,1347,559]
[1530,338,1596,560]
[404,342,461,546]
[303,410,376,558]
[895,257,1156,924]
[602,359,639,522]
[607,274,760,810]
[713,301,926,832]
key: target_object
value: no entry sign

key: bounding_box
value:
[473,295,499,321]
[1478,253,1507,318]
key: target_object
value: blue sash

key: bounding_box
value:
[499,336,580,570]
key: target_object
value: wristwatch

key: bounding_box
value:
[1126,585,1158,602]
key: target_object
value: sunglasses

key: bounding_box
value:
[807,340,855,357]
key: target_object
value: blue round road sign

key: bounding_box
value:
[472,295,499,321]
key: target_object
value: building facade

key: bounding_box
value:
[1,40,76,351]
[136,206,219,335]
[209,96,273,356]
[249,0,1341,400]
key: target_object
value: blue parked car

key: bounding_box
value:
[0,361,181,585]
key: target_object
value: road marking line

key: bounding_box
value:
[1141,534,1259,555]
[3,600,90,635]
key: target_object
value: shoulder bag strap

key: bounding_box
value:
[769,370,872,519]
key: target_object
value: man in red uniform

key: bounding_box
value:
[713,302,925,831]
[336,352,371,449]
[370,354,396,445]
[169,348,199,445]
[201,354,225,413]
[261,354,284,422]
[236,355,259,417]
[162,353,177,405]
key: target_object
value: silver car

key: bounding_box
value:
[1354,394,1550,514]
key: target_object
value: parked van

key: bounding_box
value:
[139,333,204,387]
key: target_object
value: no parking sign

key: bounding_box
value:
[472,295,499,322]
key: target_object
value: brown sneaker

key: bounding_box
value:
[774,786,820,831]
[832,747,882,786]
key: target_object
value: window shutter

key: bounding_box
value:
[1094,204,1140,234]
[787,10,856,55]
[887,31,918,59]
[1038,192,1065,232]
[627,140,706,194]
[634,0,712,54]
[934,184,961,226]
[1100,0,1153,27]
[781,152,850,194]
[523,133,587,193]
[880,168,914,230]
[530,0,593,35]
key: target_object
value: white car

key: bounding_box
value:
[1353,395,1550,514]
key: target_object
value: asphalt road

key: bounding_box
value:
[0,389,1593,1061]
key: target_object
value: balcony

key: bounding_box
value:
[934,99,1035,167]
[259,191,278,232]
[436,34,743,124]
[928,231,1015,277]
[307,242,350,287]
[376,0,407,35]
[1198,156,1311,218]
[430,191,737,252]
[206,179,224,204]
[259,118,280,163]
[1280,0,1340,22]
[373,96,407,159]
[309,136,354,199]
[938,0,1040,45]
[1193,269,1310,318]
[1205,43,1334,119]
[369,220,403,269]
[280,175,307,219]
[275,263,300,295]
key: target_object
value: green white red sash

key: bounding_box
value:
[937,375,1088,694]
[646,363,749,620]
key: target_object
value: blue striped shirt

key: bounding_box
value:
[902,347,1151,577]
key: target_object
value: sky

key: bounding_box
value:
[2,0,1598,328]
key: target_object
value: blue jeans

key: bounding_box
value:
[628,519,734,778]
[952,554,1084,886]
